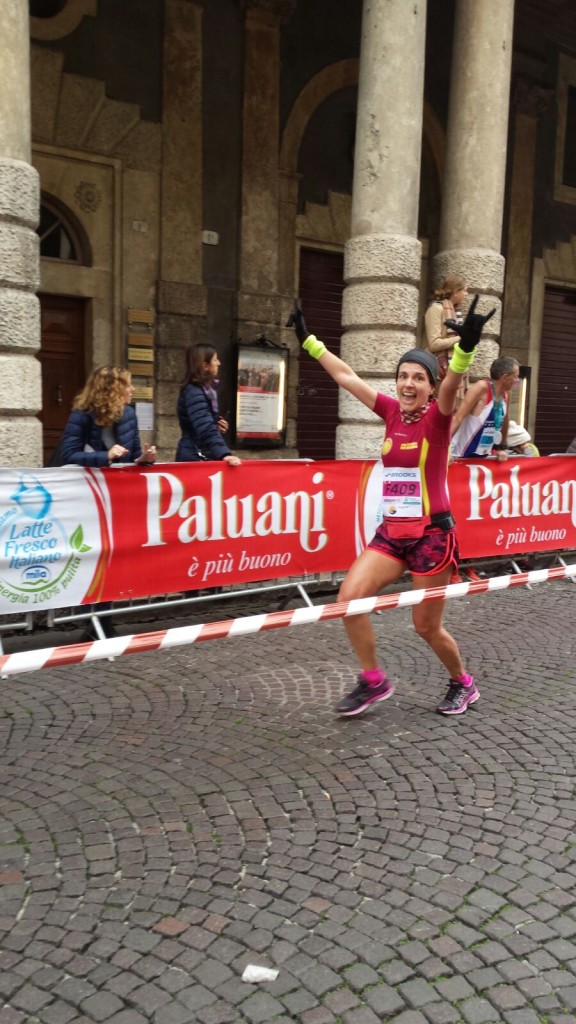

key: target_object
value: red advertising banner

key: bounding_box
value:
[448,457,576,559]
[99,460,364,598]
[0,457,574,615]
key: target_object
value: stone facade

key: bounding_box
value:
[432,0,515,380]
[0,0,575,465]
[156,0,206,457]
[0,0,41,467]
[337,0,427,457]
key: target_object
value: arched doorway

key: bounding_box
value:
[37,196,91,465]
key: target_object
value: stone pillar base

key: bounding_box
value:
[343,234,422,355]
[338,233,422,457]
[336,423,386,461]
[433,248,505,295]
[0,418,43,467]
[0,156,41,467]
[433,247,503,377]
[0,288,40,351]
[340,331,420,372]
[345,234,421,282]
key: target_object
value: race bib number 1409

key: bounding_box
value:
[382,468,423,517]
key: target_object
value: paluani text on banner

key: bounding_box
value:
[101,461,360,597]
[0,462,360,613]
[448,457,576,558]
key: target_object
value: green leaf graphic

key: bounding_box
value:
[70,525,91,553]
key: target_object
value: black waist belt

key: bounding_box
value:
[430,511,456,531]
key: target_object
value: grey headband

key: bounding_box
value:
[396,349,438,385]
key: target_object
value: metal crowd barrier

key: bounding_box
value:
[0,572,344,652]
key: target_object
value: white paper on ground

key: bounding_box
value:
[242,965,279,983]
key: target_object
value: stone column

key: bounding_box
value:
[501,77,552,363]
[339,0,427,458]
[237,0,296,337]
[0,0,41,466]
[433,0,515,377]
[156,0,207,460]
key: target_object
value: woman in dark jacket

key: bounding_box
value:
[58,366,156,640]
[175,344,241,465]
[60,365,156,467]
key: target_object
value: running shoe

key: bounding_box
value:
[436,679,480,716]
[336,675,395,716]
[450,569,463,584]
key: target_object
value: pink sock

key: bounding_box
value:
[453,672,473,687]
[361,668,387,688]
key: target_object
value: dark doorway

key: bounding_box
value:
[296,248,344,460]
[534,286,576,454]
[38,295,86,465]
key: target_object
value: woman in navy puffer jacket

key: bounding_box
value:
[175,344,241,465]
[60,366,156,467]
[59,366,155,641]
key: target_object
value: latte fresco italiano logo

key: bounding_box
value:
[0,475,91,606]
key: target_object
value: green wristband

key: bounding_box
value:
[449,342,475,375]
[302,335,327,360]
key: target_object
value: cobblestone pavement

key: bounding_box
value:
[1,579,576,1024]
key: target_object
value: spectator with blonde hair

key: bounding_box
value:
[60,365,156,467]
[425,275,468,393]
[58,365,156,641]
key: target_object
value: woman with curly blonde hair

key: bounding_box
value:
[60,365,156,467]
[424,275,468,384]
[58,366,156,640]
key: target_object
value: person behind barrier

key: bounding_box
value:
[60,366,156,467]
[450,355,520,460]
[287,295,495,717]
[505,421,539,457]
[424,274,468,395]
[60,366,155,641]
[175,344,241,465]
[448,355,519,584]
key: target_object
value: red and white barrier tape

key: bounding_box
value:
[1,562,575,679]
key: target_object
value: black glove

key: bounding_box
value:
[445,294,496,353]
[285,299,310,344]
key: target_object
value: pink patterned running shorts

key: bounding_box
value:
[368,524,459,577]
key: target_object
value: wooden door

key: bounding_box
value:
[296,248,344,460]
[38,296,86,465]
[534,287,576,454]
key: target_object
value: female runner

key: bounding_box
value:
[288,297,494,716]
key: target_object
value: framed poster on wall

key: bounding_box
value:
[234,342,288,447]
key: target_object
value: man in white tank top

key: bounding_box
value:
[450,355,520,459]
